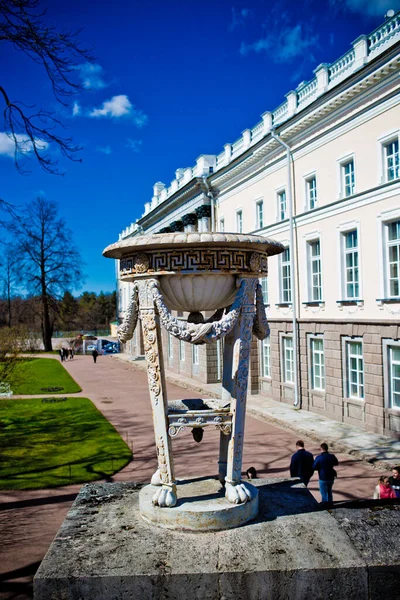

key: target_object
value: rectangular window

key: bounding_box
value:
[341,159,355,197]
[219,217,225,232]
[343,230,359,299]
[282,336,294,383]
[346,340,364,399]
[260,277,268,305]
[383,139,399,182]
[192,344,199,366]
[281,247,291,303]
[168,334,173,359]
[388,345,400,409]
[256,200,264,229]
[278,190,287,221]
[308,240,322,301]
[306,176,317,209]
[236,210,243,233]
[310,337,325,390]
[386,220,400,297]
[261,336,271,378]
[179,339,185,361]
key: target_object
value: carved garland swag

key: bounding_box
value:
[118,278,270,345]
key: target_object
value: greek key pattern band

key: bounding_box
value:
[120,248,268,275]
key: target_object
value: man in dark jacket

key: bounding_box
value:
[389,466,400,498]
[289,440,314,487]
[313,442,339,504]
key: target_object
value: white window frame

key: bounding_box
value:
[381,219,400,300]
[343,338,364,400]
[307,238,322,302]
[281,334,294,384]
[383,339,400,410]
[280,246,291,303]
[192,343,199,366]
[259,277,269,306]
[304,173,317,210]
[277,188,287,221]
[260,335,271,379]
[179,339,185,362]
[377,208,400,301]
[168,334,173,360]
[308,335,325,391]
[378,131,400,184]
[219,217,225,232]
[337,153,356,199]
[236,209,243,233]
[255,198,264,229]
[337,222,361,301]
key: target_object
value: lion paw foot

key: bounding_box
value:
[225,481,252,504]
[152,486,177,507]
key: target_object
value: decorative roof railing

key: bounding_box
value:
[369,12,400,54]
[272,101,289,125]
[329,48,356,83]
[120,12,400,237]
[297,79,318,108]
[250,121,264,141]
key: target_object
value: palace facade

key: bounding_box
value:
[116,13,400,438]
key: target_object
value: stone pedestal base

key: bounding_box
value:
[140,478,258,531]
[34,478,400,600]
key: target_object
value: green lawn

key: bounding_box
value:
[3,358,81,395]
[0,397,132,489]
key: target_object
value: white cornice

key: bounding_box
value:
[216,88,400,204]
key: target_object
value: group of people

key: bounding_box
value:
[58,347,74,361]
[290,440,338,503]
[247,441,400,505]
[373,467,400,499]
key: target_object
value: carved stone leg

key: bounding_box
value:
[138,279,177,508]
[224,278,257,504]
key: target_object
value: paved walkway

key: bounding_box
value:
[0,353,398,599]
[117,354,400,470]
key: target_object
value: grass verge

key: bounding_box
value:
[2,358,81,394]
[0,397,132,489]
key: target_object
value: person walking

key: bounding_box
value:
[389,466,400,498]
[58,348,63,362]
[312,442,339,504]
[92,349,99,364]
[289,440,314,487]
[373,475,396,499]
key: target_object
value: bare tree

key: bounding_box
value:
[0,0,93,174]
[3,196,83,350]
[0,245,19,326]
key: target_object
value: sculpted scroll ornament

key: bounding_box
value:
[117,283,139,344]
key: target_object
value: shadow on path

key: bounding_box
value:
[0,493,77,512]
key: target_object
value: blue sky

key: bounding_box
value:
[1,0,398,294]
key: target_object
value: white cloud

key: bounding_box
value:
[329,0,398,17]
[126,138,142,152]
[90,95,132,118]
[229,7,252,31]
[77,63,107,90]
[0,132,48,157]
[72,101,81,117]
[89,95,148,127]
[240,23,319,63]
[96,145,112,155]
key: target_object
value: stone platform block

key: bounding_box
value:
[34,478,400,600]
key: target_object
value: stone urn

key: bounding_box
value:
[104,232,283,530]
